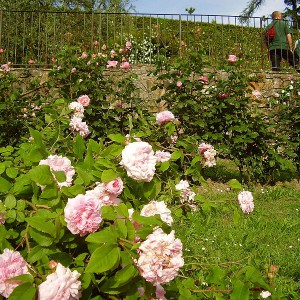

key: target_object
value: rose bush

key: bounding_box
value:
[0,45,290,299]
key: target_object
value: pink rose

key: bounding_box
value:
[121,61,130,69]
[38,263,81,300]
[104,177,123,195]
[155,150,171,163]
[93,40,99,46]
[252,90,261,98]
[0,48,4,53]
[0,249,30,298]
[156,285,167,300]
[125,41,132,49]
[136,228,184,285]
[238,190,254,214]
[107,60,118,68]
[228,54,237,63]
[77,94,90,107]
[64,194,102,236]
[199,75,209,84]
[120,141,157,182]
[86,183,121,207]
[218,93,230,99]
[156,110,175,125]
[198,143,217,167]
[80,52,88,59]
[176,81,182,87]
[141,200,173,225]
[39,155,75,188]
[69,116,90,138]
[28,59,35,64]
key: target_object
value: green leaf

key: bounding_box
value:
[76,167,94,186]
[61,184,85,197]
[27,246,49,263]
[108,134,126,143]
[245,266,270,289]
[227,179,242,191]
[52,170,66,183]
[29,128,43,147]
[100,144,123,158]
[230,279,249,300]
[8,282,36,300]
[115,204,129,218]
[116,219,127,238]
[158,161,170,171]
[28,165,54,186]
[4,194,17,209]
[6,167,18,179]
[86,244,120,273]
[101,169,117,183]
[40,185,58,200]
[7,274,34,284]
[0,176,12,192]
[29,228,54,247]
[74,134,86,160]
[13,175,32,195]
[110,265,138,288]
[28,148,45,162]
[171,151,183,161]
[101,206,116,220]
[86,227,118,244]
[25,216,56,237]
[0,162,6,174]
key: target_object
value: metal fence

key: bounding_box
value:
[0,10,297,70]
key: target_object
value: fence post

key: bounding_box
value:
[260,17,265,71]
[179,14,182,57]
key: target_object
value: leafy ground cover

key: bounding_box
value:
[172,173,300,299]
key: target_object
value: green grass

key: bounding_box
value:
[172,166,300,298]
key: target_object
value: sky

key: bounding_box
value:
[130,0,286,18]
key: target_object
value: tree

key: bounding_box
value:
[240,0,300,23]
[0,0,133,12]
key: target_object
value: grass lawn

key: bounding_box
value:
[172,160,300,299]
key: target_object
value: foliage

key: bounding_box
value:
[0,0,133,12]
[0,44,299,299]
[151,51,290,184]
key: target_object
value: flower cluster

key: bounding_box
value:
[198,143,217,167]
[175,180,197,210]
[228,54,237,63]
[69,116,90,138]
[0,249,30,298]
[0,62,11,73]
[64,193,102,236]
[38,263,81,300]
[136,228,184,286]
[156,110,175,125]
[141,200,173,226]
[120,141,157,182]
[155,150,171,163]
[68,102,84,118]
[238,190,254,214]
[68,95,91,138]
[39,155,75,188]
[64,178,123,236]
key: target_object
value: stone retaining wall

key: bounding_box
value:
[12,66,300,105]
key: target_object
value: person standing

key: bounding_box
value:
[264,11,298,71]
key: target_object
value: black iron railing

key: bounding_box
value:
[0,10,298,70]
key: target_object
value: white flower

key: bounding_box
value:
[260,290,271,299]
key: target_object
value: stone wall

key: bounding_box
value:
[12,66,300,106]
